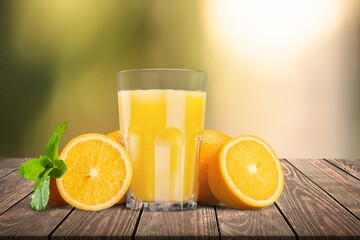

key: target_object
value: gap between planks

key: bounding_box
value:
[278,159,360,238]
[284,158,360,219]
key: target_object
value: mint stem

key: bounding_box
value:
[18,121,69,211]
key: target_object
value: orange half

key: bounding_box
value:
[208,135,284,209]
[56,133,132,211]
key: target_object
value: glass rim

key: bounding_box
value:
[117,68,206,74]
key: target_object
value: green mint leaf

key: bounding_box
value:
[18,121,69,211]
[49,159,67,178]
[39,155,52,169]
[45,121,68,159]
[18,158,45,181]
[30,176,50,211]
[34,167,52,190]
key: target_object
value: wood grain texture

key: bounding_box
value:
[325,158,360,180]
[51,204,140,240]
[1,158,360,239]
[286,158,360,218]
[277,160,360,239]
[0,158,24,178]
[216,204,295,239]
[0,171,33,215]
[0,195,72,240]
[135,206,218,239]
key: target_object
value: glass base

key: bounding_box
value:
[126,193,197,211]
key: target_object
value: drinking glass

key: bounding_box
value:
[117,68,207,211]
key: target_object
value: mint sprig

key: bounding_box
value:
[19,121,68,211]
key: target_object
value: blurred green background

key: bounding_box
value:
[1,0,359,158]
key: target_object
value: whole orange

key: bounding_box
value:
[198,129,231,205]
[48,177,68,207]
[107,130,126,204]
[107,130,124,146]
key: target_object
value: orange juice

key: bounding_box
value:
[118,89,206,203]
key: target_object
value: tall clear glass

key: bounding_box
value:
[117,68,207,211]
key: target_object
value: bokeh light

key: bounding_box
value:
[0,0,359,158]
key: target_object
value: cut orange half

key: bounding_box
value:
[207,135,284,209]
[56,133,132,211]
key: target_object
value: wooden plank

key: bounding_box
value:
[135,206,218,239]
[0,195,72,239]
[0,171,33,215]
[286,158,360,218]
[216,204,295,239]
[0,158,24,178]
[277,160,360,239]
[325,158,360,180]
[51,204,140,240]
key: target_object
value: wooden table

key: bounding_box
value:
[0,158,359,239]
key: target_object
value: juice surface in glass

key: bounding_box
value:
[118,89,206,203]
